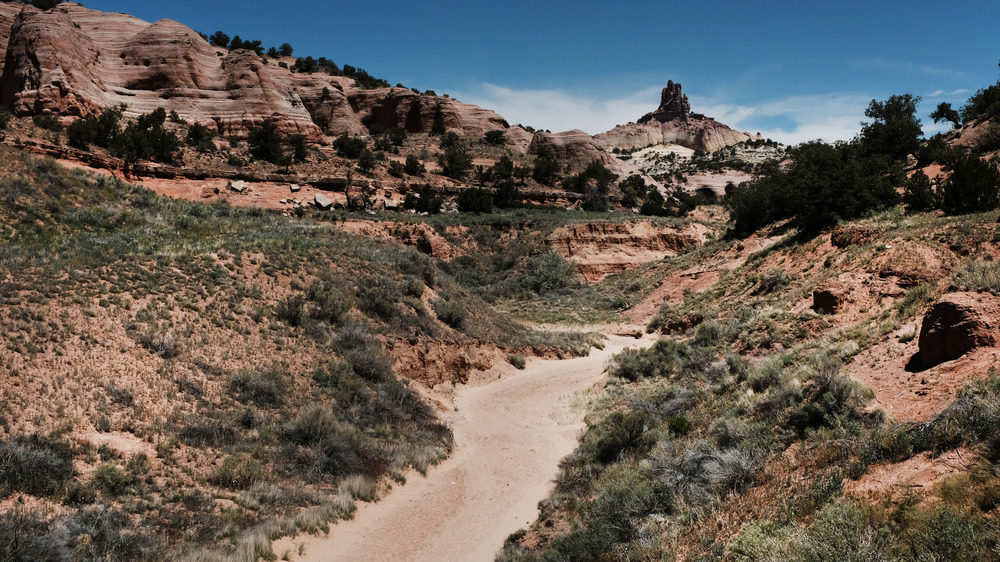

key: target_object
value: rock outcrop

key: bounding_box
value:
[813,281,849,314]
[638,80,691,125]
[0,2,516,143]
[916,292,1000,369]
[545,221,713,281]
[528,129,659,186]
[595,80,753,154]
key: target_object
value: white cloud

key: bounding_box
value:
[452,83,662,135]
[926,88,970,98]
[456,83,958,147]
[849,58,967,78]
[456,83,875,145]
[694,93,873,145]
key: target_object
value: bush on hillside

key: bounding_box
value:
[726,141,901,235]
[938,154,1000,215]
[456,187,493,213]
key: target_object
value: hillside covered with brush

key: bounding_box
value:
[497,72,1000,561]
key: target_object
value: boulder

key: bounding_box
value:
[313,193,333,210]
[917,292,1000,369]
[230,180,246,193]
[813,282,849,314]
[289,184,301,192]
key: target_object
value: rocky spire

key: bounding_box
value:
[638,80,691,124]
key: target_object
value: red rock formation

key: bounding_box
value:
[917,292,1000,369]
[813,281,849,314]
[545,221,713,282]
[0,2,516,143]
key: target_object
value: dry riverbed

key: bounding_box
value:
[274,333,654,561]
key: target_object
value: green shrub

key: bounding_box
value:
[210,455,264,490]
[952,259,1000,293]
[438,147,472,179]
[89,463,132,497]
[433,299,467,329]
[32,113,63,132]
[508,355,526,369]
[356,275,402,320]
[229,365,287,407]
[404,154,425,176]
[939,154,1000,215]
[456,187,494,213]
[0,438,74,497]
[523,251,578,294]
[586,411,653,464]
[248,120,287,164]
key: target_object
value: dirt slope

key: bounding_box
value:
[276,334,654,562]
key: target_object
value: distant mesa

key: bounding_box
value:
[638,80,691,125]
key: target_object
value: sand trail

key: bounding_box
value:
[285,333,651,562]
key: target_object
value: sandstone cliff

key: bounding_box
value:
[0,2,517,143]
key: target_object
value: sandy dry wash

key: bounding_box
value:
[274,334,652,562]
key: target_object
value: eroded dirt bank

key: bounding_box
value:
[277,333,653,562]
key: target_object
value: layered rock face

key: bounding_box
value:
[529,129,656,184]
[0,2,516,143]
[545,221,712,281]
[595,81,752,153]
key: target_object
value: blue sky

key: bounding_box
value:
[81,0,1000,144]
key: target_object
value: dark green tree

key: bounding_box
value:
[293,56,319,74]
[333,133,366,159]
[492,180,521,209]
[404,155,425,176]
[285,134,308,163]
[961,82,1000,124]
[640,188,667,216]
[209,31,230,48]
[28,0,63,10]
[860,94,922,162]
[185,122,215,151]
[279,43,294,57]
[483,130,506,146]
[67,105,124,149]
[938,154,1000,215]
[110,108,181,166]
[489,156,514,183]
[619,174,648,208]
[247,120,287,165]
[531,147,560,185]
[438,147,472,180]
[456,188,494,213]
[903,170,936,213]
[430,109,446,135]
[930,102,961,128]
[726,141,902,235]
[403,185,443,214]
[357,149,376,174]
